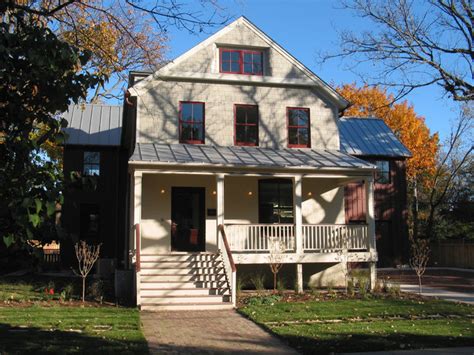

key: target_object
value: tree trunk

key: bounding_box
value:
[82,277,85,303]
[273,272,277,292]
[418,274,422,294]
[413,178,419,239]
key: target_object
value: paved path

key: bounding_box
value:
[141,310,298,354]
[400,284,474,304]
[343,347,474,354]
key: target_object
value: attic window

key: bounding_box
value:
[220,49,263,75]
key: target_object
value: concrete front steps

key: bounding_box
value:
[139,252,233,311]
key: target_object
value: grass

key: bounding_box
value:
[0,275,148,354]
[239,295,474,354]
[0,306,148,354]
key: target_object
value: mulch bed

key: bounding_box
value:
[379,268,474,293]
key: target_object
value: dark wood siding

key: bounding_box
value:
[61,146,129,267]
[344,158,409,266]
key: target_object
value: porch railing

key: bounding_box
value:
[225,224,295,252]
[303,224,368,252]
[224,223,368,253]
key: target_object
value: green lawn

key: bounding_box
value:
[239,296,474,354]
[0,275,148,354]
[0,306,148,354]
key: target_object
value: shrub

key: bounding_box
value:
[246,294,282,306]
[249,272,266,291]
[88,279,104,303]
[277,276,287,292]
[60,283,75,302]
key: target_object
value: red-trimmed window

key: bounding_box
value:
[235,104,259,146]
[220,49,263,75]
[287,107,310,148]
[179,101,205,144]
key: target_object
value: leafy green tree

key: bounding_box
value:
[0,8,103,247]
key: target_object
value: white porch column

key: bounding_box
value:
[365,175,377,290]
[133,171,142,306]
[294,175,303,254]
[294,175,304,294]
[216,174,225,249]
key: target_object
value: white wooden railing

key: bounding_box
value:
[224,223,368,253]
[303,224,368,251]
[225,224,295,252]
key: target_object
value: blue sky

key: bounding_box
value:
[163,0,459,140]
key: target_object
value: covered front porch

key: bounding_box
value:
[129,144,378,299]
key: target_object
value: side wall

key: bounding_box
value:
[344,158,409,265]
[62,146,128,266]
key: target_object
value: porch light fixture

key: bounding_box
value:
[160,189,165,194]
[307,192,312,197]
[212,190,217,195]
[248,191,253,196]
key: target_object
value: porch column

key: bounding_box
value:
[216,174,225,249]
[365,175,377,290]
[133,171,142,306]
[294,175,304,294]
[294,175,303,254]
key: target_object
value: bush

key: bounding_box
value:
[88,279,104,303]
[60,283,75,302]
[249,272,266,291]
[246,294,282,306]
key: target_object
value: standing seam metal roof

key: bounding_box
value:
[62,104,123,146]
[338,117,411,158]
[130,143,376,171]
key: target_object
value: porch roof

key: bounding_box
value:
[130,143,376,171]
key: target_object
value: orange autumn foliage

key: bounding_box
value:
[337,84,439,184]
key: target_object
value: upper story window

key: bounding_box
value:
[287,107,310,148]
[220,49,263,75]
[235,104,259,146]
[179,101,205,144]
[374,160,390,184]
[83,151,100,176]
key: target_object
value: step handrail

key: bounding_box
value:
[218,224,237,307]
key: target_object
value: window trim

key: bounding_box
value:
[219,48,264,76]
[287,107,311,148]
[179,101,205,144]
[234,104,259,146]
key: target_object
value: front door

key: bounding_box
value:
[171,187,206,252]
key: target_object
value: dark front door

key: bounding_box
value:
[171,187,206,252]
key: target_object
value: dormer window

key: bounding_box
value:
[220,49,263,75]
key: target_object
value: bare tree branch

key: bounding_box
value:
[321,0,474,102]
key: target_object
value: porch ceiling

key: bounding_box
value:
[130,143,375,172]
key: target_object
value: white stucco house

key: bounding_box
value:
[125,17,379,310]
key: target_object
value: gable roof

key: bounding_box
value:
[130,16,349,110]
[339,117,411,158]
[62,104,123,146]
[130,143,376,172]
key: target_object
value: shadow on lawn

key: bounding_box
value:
[0,323,148,355]
[280,333,474,354]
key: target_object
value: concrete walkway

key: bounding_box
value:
[400,284,474,304]
[141,310,298,354]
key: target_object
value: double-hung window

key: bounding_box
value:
[179,101,205,144]
[220,49,263,75]
[374,160,390,184]
[83,151,100,176]
[287,107,310,148]
[235,104,259,146]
